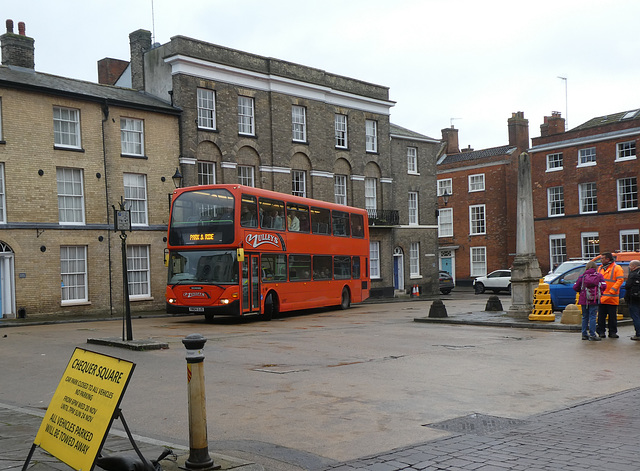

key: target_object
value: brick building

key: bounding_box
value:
[101,30,443,297]
[436,112,530,285]
[0,20,180,318]
[530,110,640,273]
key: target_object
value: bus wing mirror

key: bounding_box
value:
[237,248,245,262]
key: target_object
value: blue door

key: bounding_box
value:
[441,257,452,274]
[393,256,399,289]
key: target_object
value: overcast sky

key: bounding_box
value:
[4,0,640,150]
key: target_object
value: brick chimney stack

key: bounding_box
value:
[97,58,130,85]
[441,126,460,154]
[540,111,565,137]
[508,111,529,150]
[1,19,35,69]
[129,29,152,91]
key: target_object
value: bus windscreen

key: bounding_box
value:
[169,189,235,246]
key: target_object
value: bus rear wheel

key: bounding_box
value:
[340,288,351,310]
[263,292,277,321]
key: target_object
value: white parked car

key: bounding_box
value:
[543,259,591,283]
[473,269,511,294]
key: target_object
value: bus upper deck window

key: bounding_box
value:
[240,195,258,227]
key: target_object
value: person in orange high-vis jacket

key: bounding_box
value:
[597,252,625,338]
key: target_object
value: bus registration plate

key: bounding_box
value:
[189,307,204,312]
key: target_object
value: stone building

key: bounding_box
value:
[436,112,530,285]
[100,30,443,297]
[530,110,640,273]
[0,20,180,318]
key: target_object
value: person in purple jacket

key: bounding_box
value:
[574,261,607,341]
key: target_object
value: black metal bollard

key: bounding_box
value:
[485,295,503,311]
[182,334,217,470]
[428,300,448,318]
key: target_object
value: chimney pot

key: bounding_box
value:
[18,21,25,36]
[6,19,13,34]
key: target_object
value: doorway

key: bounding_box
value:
[0,241,16,317]
[241,254,261,314]
[393,247,404,291]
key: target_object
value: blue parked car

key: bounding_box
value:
[547,262,629,311]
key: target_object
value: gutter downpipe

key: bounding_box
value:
[102,100,114,316]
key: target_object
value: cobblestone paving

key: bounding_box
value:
[323,387,640,470]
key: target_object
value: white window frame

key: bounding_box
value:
[546,152,563,171]
[292,170,306,197]
[618,177,638,211]
[410,242,420,277]
[238,96,255,135]
[53,106,81,149]
[292,105,306,142]
[547,186,564,217]
[365,120,377,153]
[198,161,216,185]
[470,247,487,277]
[616,141,636,161]
[578,182,597,214]
[57,167,85,225]
[121,118,144,156]
[365,177,377,211]
[61,245,88,304]
[407,147,418,174]
[335,114,348,148]
[334,175,347,205]
[468,174,485,192]
[437,178,452,197]
[408,191,418,225]
[620,229,640,252]
[438,207,453,237]
[123,173,148,226]
[238,165,254,187]
[197,88,216,130]
[127,245,151,299]
[469,204,486,235]
[0,162,5,224]
[549,234,567,269]
[581,232,600,259]
[369,241,380,279]
[578,147,596,167]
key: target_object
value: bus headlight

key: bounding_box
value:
[168,298,177,304]
[220,299,230,305]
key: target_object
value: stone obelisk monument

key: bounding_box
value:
[508,152,541,318]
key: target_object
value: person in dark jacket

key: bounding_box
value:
[574,261,606,341]
[624,260,640,341]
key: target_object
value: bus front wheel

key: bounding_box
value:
[263,292,278,321]
[340,288,351,310]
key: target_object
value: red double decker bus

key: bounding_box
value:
[166,184,370,320]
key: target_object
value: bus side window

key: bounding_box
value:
[311,206,331,235]
[289,254,311,281]
[240,195,258,227]
[313,255,332,280]
[287,203,309,232]
[352,256,361,279]
[259,198,285,230]
[351,213,364,238]
[334,256,351,279]
[332,211,350,237]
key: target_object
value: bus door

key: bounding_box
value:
[242,254,261,314]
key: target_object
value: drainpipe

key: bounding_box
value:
[102,100,114,315]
